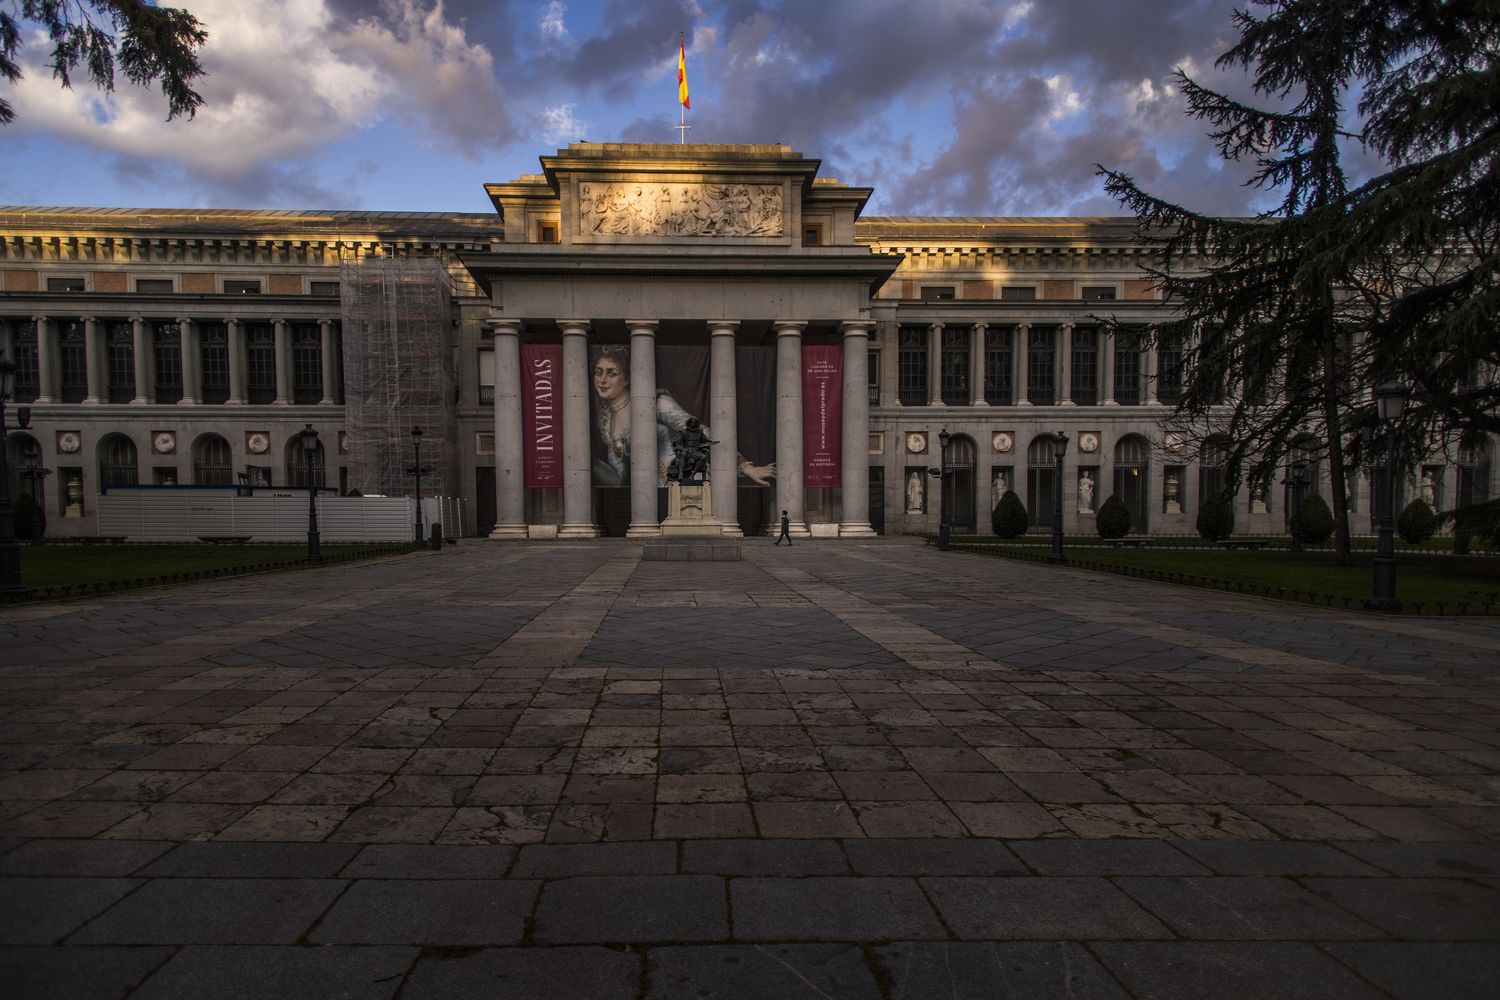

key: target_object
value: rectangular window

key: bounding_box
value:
[940,326,970,405]
[11,322,40,403]
[224,279,262,295]
[106,322,135,403]
[1114,331,1142,405]
[47,276,85,292]
[1202,326,1226,405]
[291,324,322,404]
[59,321,89,403]
[199,323,229,404]
[921,285,956,300]
[246,323,276,404]
[1070,327,1098,405]
[897,325,928,406]
[309,280,339,296]
[1000,286,1035,301]
[478,348,495,404]
[867,348,880,406]
[984,326,1013,405]
[1081,285,1116,301]
[1027,326,1056,406]
[153,322,182,404]
[136,278,174,294]
[1157,334,1184,405]
[538,222,558,243]
[802,225,822,246]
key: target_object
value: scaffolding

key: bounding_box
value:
[340,257,456,499]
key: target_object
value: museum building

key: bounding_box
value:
[1,143,1491,540]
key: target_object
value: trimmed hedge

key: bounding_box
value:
[992,489,1029,538]
[1397,498,1437,545]
[1096,494,1131,539]
[1196,494,1235,542]
[1297,493,1335,545]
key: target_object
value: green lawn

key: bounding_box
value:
[12,542,419,598]
[951,540,1500,614]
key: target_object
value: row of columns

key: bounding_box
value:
[487,318,875,540]
[2,316,337,406]
[914,322,1164,407]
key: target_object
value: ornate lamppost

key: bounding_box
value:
[1282,461,1309,551]
[300,424,321,561]
[937,428,951,551]
[1050,430,1070,564]
[19,442,52,542]
[407,426,430,545]
[1366,380,1410,612]
[0,356,31,596]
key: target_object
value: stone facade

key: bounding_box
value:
[1,144,1493,539]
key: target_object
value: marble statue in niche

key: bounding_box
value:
[578,182,784,237]
[907,470,924,513]
[1078,470,1095,513]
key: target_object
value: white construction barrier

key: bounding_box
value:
[95,491,467,542]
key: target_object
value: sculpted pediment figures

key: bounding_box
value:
[578,181,784,237]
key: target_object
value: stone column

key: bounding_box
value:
[272,318,290,405]
[226,317,246,405]
[1014,323,1031,406]
[1101,328,1117,405]
[626,320,661,538]
[1058,322,1075,405]
[709,321,742,536]
[775,320,809,537]
[82,316,102,404]
[840,320,877,537]
[1145,340,1160,405]
[488,319,528,539]
[33,316,55,403]
[558,320,598,538]
[926,321,943,405]
[970,322,988,406]
[0,320,10,373]
[177,317,199,405]
[130,315,151,404]
[318,319,336,405]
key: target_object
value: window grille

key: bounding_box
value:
[154,322,182,403]
[897,326,927,405]
[940,326,970,405]
[984,326,1012,404]
[291,324,322,404]
[1026,327,1055,406]
[246,324,276,404]
[199,324,230,404]
[1070,327,1098,405]
[60,321,89,403]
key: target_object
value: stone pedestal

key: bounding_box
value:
[661,481,726,537]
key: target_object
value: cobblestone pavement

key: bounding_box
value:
[2,538,1498,999]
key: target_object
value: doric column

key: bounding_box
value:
[709,321,742,536]
[970,322,988,406]
[272,318,290,405]
[177,317,199,405]
[130,315,151,404]
[33,316,56,403]
[926,321,943,405]
[1014,323,1031,406]
[488,319,528,539]
[82,316,102,404]
[318,319,336,405]
[0,319,11,372]
[1058,322,1075,406]
[1145,340,1161,405]
[775,320,809,537]
[626,320,661,538]
[558,320,598,538]
[1101,328,1117,406]
[840,320,877,537]
[225,317,245,405]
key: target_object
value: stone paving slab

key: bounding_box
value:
[2,538,1499,997]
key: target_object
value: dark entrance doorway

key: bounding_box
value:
[944,434,977,533]
[1113,435,1149,533]
[597,488,630,537]
[475,467,495,536]
[868,466,885,534]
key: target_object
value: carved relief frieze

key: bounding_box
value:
[578,182,784,237]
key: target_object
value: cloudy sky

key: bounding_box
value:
[2,0,1329,217]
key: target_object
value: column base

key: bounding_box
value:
[1102,400,1119,406]
[839,522,878,538]
[626,523,662,538]
[130,397,149,405]
[487,524,529,540]
[557,523,600,539]
[970,400,989,407]
[178,397,198,406]
[273,399,290,406]
[228,397,245,406]
[83,397,100,405]
[720,524,744,538]
[765,521,811,538]
[1016,400,1032,407]
[1059,400,1076,406]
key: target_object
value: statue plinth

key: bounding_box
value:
[661,481,725,537]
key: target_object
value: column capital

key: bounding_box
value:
[927,320,945,332]
[80,315,97,324]
[973,321,988,334]
[1060,320,1075,332]
[129,315,145,325]
[175,316,193,326]
[772,320,807,336]
[625,319,660,335]
[318,317,334,328]
[484,317,524,338]
[223,315,239,326]
[839,320,875,338]
[707,320,741,336]
[557,319,592,336]
[272,317,287,327]
[31,314,49,323]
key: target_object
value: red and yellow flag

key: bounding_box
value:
[678,33,690,109]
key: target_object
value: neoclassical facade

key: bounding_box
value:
[1,143,1492,539]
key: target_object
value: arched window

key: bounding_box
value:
[6,432,41,502]
[1199,435,1232,507]
[1027,434,1061,528]
[192,434,233,485]
[943,433,978,533]
[1113,434,1150,533]
[97,434,139,487]
[1458,438,1491,508]
[285,433,325,489]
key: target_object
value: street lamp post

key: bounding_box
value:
[300,424,321,562]
[409,426,424,544]
[1050,430,1070,564]
[937,428,951,551]
[0,356,32,596]
[19,443,52,542]
[1283,461,1309,551]
[1366,380,1410,612]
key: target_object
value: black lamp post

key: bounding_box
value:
[300,424,321,561]
[1366,380,1409,612]
[0,356,31,596]
[937,428,952,551]
[1282,461,1309,551]
[407,426,432,545]
[19,444,52,541]
[1050,430,1070,564]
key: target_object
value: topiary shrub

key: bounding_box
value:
[1196,493,1235,542]
[1096,494,1131,539]
[992,489,1029,538]
[1397,498,1436,545]
[12,492,45,541]
[1297,493,1334,545]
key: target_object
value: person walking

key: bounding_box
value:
[775,509,792,546]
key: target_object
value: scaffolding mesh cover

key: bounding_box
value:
[341,257,456,499]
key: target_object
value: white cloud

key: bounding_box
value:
[539,103,586,145]
[540,2,571,44]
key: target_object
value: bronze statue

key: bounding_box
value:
[668,417,714,482]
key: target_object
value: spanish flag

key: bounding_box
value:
[678,33,690,109]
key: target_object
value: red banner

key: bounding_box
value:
[521,344,562,487]
[802,345,842,488]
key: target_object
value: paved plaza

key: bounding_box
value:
[2,538,1498,999]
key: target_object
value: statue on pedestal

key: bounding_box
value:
[1420,469,1436,507]
[1078,470,1095,513]
[906,470,924,513]
[992,471,1007,511]
[667,418,714,483]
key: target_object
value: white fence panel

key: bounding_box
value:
[94,492,435,542]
